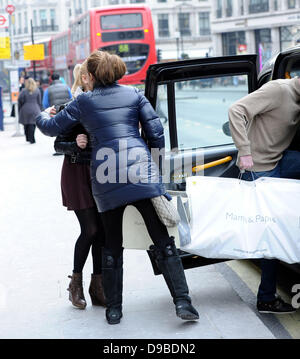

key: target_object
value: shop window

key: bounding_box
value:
[255,28,272,70]
[222,31,246,56]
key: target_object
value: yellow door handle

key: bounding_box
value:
[192,156,233,173]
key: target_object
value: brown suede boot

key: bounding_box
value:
[67,273,87,309]
[89,274,106,307]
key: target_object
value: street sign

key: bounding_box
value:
[6,5,15,15]
[23,44,45,61]
[0,36,10,59]
[9,70,19,103]
[0,13,8,29]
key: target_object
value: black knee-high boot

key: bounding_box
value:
[150,238,199,321]
[102,248,123,325]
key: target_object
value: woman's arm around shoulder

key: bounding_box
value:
[36,98,82,137]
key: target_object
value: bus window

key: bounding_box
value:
[101,13,143,30]
[101,44,149,75]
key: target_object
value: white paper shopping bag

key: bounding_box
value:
[182,176,300,264]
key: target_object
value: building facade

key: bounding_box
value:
[0,0,71,61]
[211,0,300,70]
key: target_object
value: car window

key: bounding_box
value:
[288,60,300,78]
[155,84,170,150]
[174,75,248,149]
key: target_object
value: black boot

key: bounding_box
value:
[102,248,123,325]
[150,239,199,321]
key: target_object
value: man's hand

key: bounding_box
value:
[239,155,254,171]
[76,134,88,149]
[44,106,56,117]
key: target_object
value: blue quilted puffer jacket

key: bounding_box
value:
[36,84,166,212]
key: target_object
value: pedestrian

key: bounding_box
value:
[228,77,300,314]
[43,73,72,155]
[35,78,44,106]
[53,61,105,309]
[18,77,41,144]
[42,72,72,109]
[10,76,26,118]
[36,50,199,325]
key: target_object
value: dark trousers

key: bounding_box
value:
[242,150,300,302]
[100,198,172,257]
[24,124,36,143]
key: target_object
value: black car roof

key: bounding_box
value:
[259,44,300,80]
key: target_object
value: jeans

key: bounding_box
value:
[241,150,300,302]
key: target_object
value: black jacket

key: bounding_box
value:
[54,124,91,164]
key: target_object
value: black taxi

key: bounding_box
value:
[143,45,300,275]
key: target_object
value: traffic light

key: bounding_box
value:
[157,48,162,62]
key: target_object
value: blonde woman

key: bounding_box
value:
[18,77,42,144]
[53,61,106,310]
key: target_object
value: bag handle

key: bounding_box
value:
[238,170,256,186]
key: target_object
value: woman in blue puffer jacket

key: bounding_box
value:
[36,50,198,325]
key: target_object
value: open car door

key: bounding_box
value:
[123,55,258,274]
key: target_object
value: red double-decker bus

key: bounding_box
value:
[69,5,157,85]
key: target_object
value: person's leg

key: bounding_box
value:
[257,259,277,302]
[89,211,106,306]
[241,169,279,304]
[242,166,294,313]
[101,206,126,324]
[73,207,100,273]
[32,124,36,143]
[67,207,101,309]
[133,199,199,320]
[24,125,29,142]
[28,124,36,144]
[91,212,105,275]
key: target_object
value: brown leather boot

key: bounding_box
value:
[89,274,106,306]
[67,273,87,309]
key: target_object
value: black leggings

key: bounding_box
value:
[100,198,172,257]
[74,207,105,274]
[24,124,36,143]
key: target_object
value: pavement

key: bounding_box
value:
[0,116,291,339]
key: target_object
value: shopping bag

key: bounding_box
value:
[181,176,300,264]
